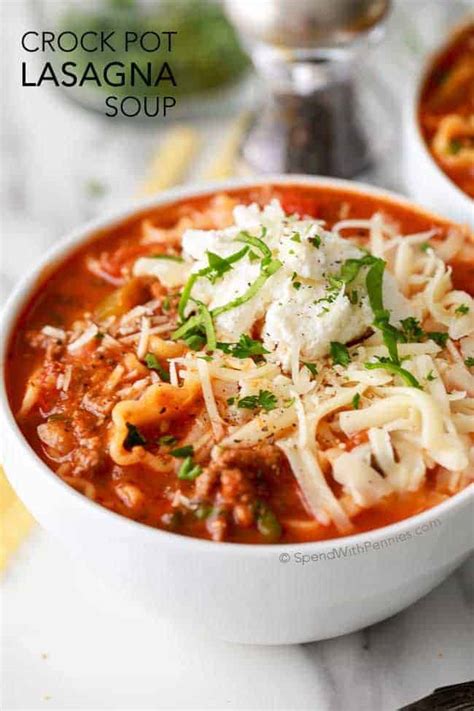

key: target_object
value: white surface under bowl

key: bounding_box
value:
[1,175,473,645]
[403,38,473,226]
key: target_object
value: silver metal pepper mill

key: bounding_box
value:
[225,0,391,177]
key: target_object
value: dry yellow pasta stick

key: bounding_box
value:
[137,124,201,196]
[202,112,250,180]
[0,466,35,573]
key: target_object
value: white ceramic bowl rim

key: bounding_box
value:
[1,174,472,556]
[407,22,473,209]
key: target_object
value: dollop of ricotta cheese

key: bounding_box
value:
[137,199,413,370]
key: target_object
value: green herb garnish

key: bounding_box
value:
[303,362,318,376]
[123,422,147,450]
[465,357,474,368]
[455,304,469,316]
[330,341,351,367]
[217,334,269,359]
[177,245,248,319]
[144,352,170,382]
[352,393,361,409]
[237,390,278,411]
[151,253,184,262]
[235,229,272,264]
[365,359,422,389]
[170,445,194,458]
[177,456,202,481]
[212,259,282,317]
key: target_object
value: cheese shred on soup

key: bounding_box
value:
[7,186,474,543]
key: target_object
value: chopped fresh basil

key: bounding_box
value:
[426,370,436,381]
[290,233,301,243]
[419,242,431,253]
[235,230,272,263]
[465,357,474,368]
[365,359,422,389]
[183,332,206,351]
[330,341,351,366]
[170,445,194,458]
[196,301,216,351]
[455,304,469,316]
[205,251,235,283]
[144,352,170,382]
[352,393,361,409]
[172,300,216,351]
[177,245,248,318]
[123,422,147,450]
[212,259,282,317]
[151,253,184,262]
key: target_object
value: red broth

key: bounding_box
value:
[5,185,473,543]
[419,22,474,198]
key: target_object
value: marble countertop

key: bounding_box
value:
[2,1,473,709]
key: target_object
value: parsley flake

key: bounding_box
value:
[330,342,351,366]
[217,334,269,359]
[123,423,147,451]
[237,390,278,411]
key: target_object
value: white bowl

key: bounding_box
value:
[403,41,473,225]
[1,176,473,645]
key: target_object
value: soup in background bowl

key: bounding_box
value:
[1,176,473,644]
[419,21,474,199]
[404,20,474,224]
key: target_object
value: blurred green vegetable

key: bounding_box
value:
[61,0,250,98]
